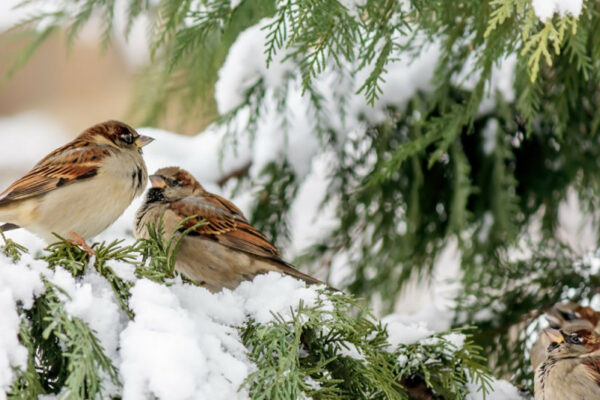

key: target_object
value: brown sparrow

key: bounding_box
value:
[0,120,153,252]
[530,302,600,370]
[534,327,600,399]
[135,167,324,291]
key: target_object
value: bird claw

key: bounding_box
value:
[68,232,95,257]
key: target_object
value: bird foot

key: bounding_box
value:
[68,232,95,257]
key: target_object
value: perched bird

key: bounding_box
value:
[0,120,153,254]
[531,302,600,370]
[534,327,600,400]
[135,167,324,291]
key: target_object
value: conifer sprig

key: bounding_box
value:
[3,233,493,399]
[241,291,492,399]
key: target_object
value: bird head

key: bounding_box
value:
[148,167,204,201]
[85,120,154,152]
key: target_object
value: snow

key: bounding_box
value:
[120,273,329,400]
[467,377,523,400]
[383,317,435,347]
[0,3,545,397]
[215,21,295,115]
[120,279,246,400]
[0,106,524,398]
[0,254,45,397]
[452,53,517,114]
[482,119,499,155]
[0,0,25,31]
[234,273,326,323]
[230,0,244,9]
[532,0,583,21]
[215,18,440,180]
[52,267,124,361]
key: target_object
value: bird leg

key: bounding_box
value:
[68,232,95,257]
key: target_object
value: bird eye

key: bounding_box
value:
[120,133,136,145]
[568,334,583,344]
[167,178,181,187]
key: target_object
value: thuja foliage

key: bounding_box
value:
[241,293,492,400]
[1,232,492,399]
[9,0,600,393]
[456,243,600,387]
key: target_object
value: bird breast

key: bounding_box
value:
[535,357,600,399]
[30,150,147,241]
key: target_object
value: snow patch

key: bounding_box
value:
[468,377,522,400]
[0,256,45,395]
[532,0,583,21]
[119,273,324,399]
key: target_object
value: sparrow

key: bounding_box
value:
[534,327,600,400]
[0,120,153,253]
[530,302,600,370]
[135,167,324,291]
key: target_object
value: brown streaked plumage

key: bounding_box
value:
[534,327,600,400]
[135,167,325,292]
[0,120,153,245]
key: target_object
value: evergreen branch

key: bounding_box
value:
[168,0,232,71]
[41,236,137,318]
[136,214,208,283]
[457,244,600,383]
[263,0,291,67]
[0,229,28,262]
[242,290,491,399]
[8,320,46,399]
[42,279,120,399]
[250,160,298,248]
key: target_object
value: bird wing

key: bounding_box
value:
[169,195,281,259]
[582,357,600,385]
[0,141,110,206]
[168,194,325,285]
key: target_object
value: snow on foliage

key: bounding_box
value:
[0,113,520,399]
[0,254,44,396]
[215,17,441,178]
[531,0,583,21]
[0,5,522,397]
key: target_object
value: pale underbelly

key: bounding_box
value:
[26,174,136,241]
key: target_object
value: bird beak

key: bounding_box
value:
[544,328,564,344]
[135,135,154,148]
[149,175,167,189]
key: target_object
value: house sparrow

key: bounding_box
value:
[530,302,600,370]
[0,120,153,253]
[534,327,600,399]
[135,167,325,291]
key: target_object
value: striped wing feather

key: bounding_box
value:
[0,141,108,205]
[170,194,324,285]
[170,196,280,258]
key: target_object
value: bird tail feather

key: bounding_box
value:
[0,223,20,232]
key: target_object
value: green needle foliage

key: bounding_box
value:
[8,278,120,399]
[0,229,28,262]
[42,236,137,318]
[241,292,491,400]
[136,215,208,284]
[7,0,600,394]
[0,233,493,399]
[456,242,600,387]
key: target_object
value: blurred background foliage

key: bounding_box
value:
[3,0,600,391]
